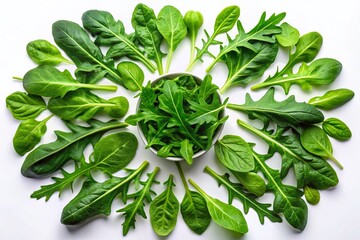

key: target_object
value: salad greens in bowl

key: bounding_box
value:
[126,73,228,164]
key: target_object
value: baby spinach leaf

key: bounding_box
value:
[150,175,179,236]
[253,151,308,230]
[308,88,354,110]
[23,65,117,98]
[53,20,124,84]
[13,115,53,156]
[61,161,149,225]
[6,91,46,120]
[21,119,128,177]
[227,88,324,130]
[48,89,128,121]
[215,135,255,173]
[132,3,165,74]
[206,12,285,72]
[187,5,240,71]
[205,166,282,224]
[304,185,320,205]
[103,96,129,119]
[26,39,72,65]
[276,22,300,47]
[252,32,324,93]
[189,179,248,234]
[231,171,266,197]
[322,118,352,141]
[157,5,187,73]
[118,167,160,236]
[300,125,343,169]
[184,10,203,71]
[82,10,156,73]
[220,42,278,93]
[116,61,144,91]
[237,119,339,190]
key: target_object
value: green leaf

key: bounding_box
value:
[21,119,128,177]
[180,139,194,165]
[231,171,266,197]
[308,88,354,110]
[150,175,179,236]
[220,42,278,93]
[227,88,324,129]
[189,179,248,234]
[300,125,343,169]
[276,22,300,47]
[6,91,46,120]
[180,190,210,234]
[187,96,227,125]
[304,185,320,205]
[157,5,187,72]
[205,166,282,224]
[13,115,52,156]
[215,135,255,172]
[26,39,72,65]
[116,61,144,91]
[103,96,129,119]
[118,167,160,236]
[23,65,117,98]
[322,118,352,141]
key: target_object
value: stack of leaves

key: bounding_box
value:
[126,74,228,165]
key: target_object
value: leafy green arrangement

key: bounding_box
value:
[5,2,354,239]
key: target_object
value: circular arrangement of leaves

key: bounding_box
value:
[5,3,354,238]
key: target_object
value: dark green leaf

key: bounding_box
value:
[180,139,194,165]
[6,91,46,120]
[322,118,352,141]
[116,61,144,91]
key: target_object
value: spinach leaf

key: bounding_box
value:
[157,5,187,73]
[26,39,72,65]
[6,91,46,120]
[251,32,324,93]
[116,61,144,91]
[150,175,179,236]
[61,161,149,225]
[23,65,117,98]
[215,135,255,172]
[31,132,138,201]
[308,88,354,110]
[220,42,278,93]
[205,166,282,224]
[300,125,343,169]
[118,167,159,236]
[53,20,124,84]
[231,171,266,198]
[13,115,53,156]
[227,88,324,130]
[304,185,320,205]
[189,179,248,234]
[132,3,164,74]
[21,119,127,177]
[206,12,285,72]
[322,118,352,141]
[276,22,300,47]
[180,139,194,165]
[184,10,203,70]
[253,151,308,230]
[237,119,339,190]
[48,89,128,121]
[82,10,156,73]
[187,6,240,71]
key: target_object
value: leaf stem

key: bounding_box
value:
[165,48,174,73]
[175,162,189,191]
[12,76,23,81]
[78,83,118,92]
[328,155,343,170]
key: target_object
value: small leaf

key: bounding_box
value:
[304,186,320,205]
[180,139,194,165]
[308,88,354,110]
[322,118,352,141]
[117,61,144,91]
[276,22,300,47]
[6,92,46,120]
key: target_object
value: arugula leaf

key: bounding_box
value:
[23,65,117,98]
[220,42,278,93]
[157,5,187,73]
[61,161,149,225]
[132,3,165,74]
[21,119,128,177]
[308,88,354,110]
[6,91,46,120]
[180,139,194,165]
[187,5,240,71]
[150,175,179,236]
[322,118,352,141]
[206,12,285,72]
[13,115,53,156]
[227,88,324,130]
[26,39,72,65]
[52,20,124,84]
[118,167,160,236]
[205,166,282,224]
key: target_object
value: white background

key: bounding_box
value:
[1,0,360,239]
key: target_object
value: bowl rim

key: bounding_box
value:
[136,72,226,161]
